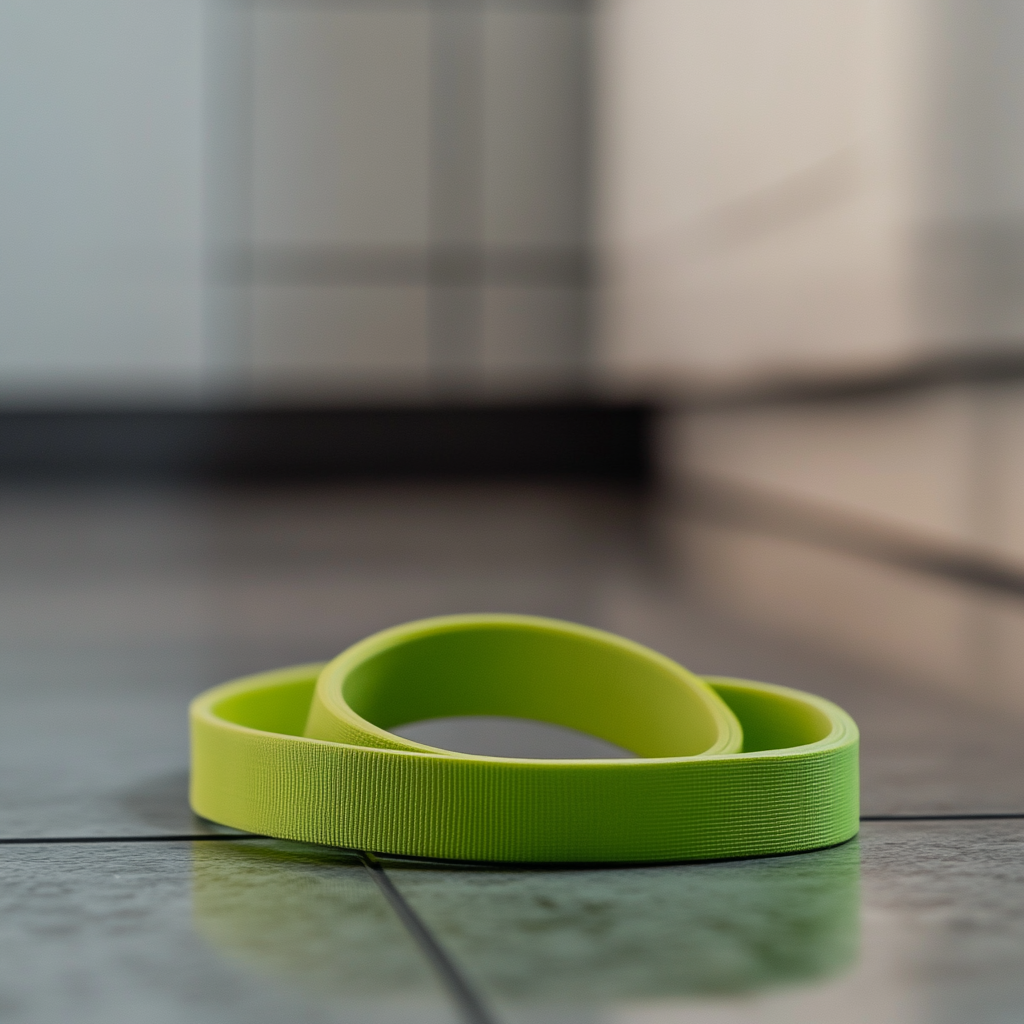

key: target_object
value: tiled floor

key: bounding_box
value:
[2,481,1023,1022]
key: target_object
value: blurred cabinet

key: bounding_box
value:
[597,0,1024,388]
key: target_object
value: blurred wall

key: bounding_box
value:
[0,0,207,401]
[0,0,592,404]
[596,0,1024,389]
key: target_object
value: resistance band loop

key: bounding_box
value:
[190,615,858,863]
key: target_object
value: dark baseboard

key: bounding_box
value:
[0,402,652,483]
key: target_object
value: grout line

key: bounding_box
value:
[0,834,267,845]
[862,813,1024,822]
[1,814,1022,846]
[357,850,498,1024]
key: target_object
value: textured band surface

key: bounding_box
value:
[190,615,859,863]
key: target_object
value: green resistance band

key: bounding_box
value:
[190,614,859,863]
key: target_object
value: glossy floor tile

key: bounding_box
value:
[383,820,1024,1024]
[4,824,1023,1024]
[381,843,861,1023]
[0,840,455,1024]
[3,481,1024,1022]
[0,484,641,836]
[2,482,1024,836]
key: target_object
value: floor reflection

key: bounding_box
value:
[191,840,444,1008]
[381,842,860,1011]
[193,836,860,1023]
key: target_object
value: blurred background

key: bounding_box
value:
[0,0,593,399]
[4,0,1024,715]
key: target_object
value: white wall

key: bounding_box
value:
[0,0,592,403]
[596,0,1024,389]
[0,0,206,400]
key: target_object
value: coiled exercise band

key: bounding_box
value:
[190,614,858,863]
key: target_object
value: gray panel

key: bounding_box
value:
[249,284,430,387]
[481,8,590,247]
[430,1,483,249]
[427,1,484,375]
[481,284,587,378]
[428,285,483,378]
[250,7,431,247]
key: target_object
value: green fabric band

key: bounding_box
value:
[190,614,859,863]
